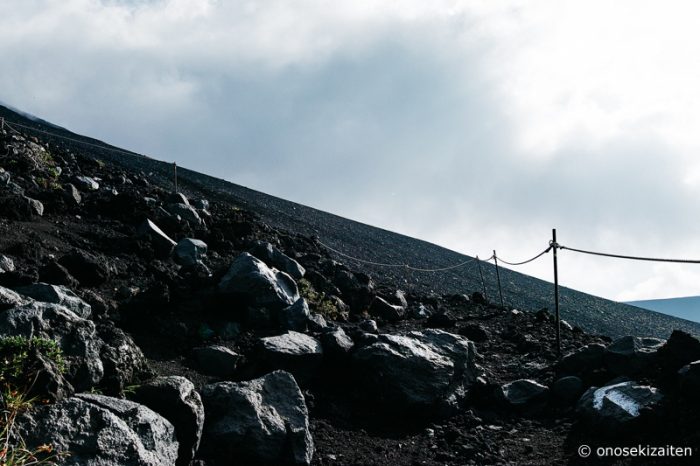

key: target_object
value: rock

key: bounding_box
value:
[17,394,179,466]
[259,331,323,384]
[558,343,606,378]
[471,291,487,305]
[15,283,92,319]
[279,298,311,332]
[193,199,209,210]
[0,285,28,310]
[411,303,433,319]
[307,313,328,331]
[27,346,74,402]
[25,196,44,216]
[38,259,79,287]
[511,309,522,316]
[678,361,700,399]
[369,296,405,322]
[219,253,300,311]
[64,183,82,205]
[332,269,374,312]
[201,371,314,465]
[97,323,150,393]
[498,379,549,408]
[577,381,664,432]
[425,309,457,328]
[561,320,573,331]
[74,175,99,191]
[136,219,177,256]
[320,327,354,356]
[0,302,104,390]
[251,241,306,279]
[143,196,157,207]
[353,329,477,416]
[359,319,378,333]
[391,290,408,308]
[218,321,241,339]
[59,249,111,287]
[551,376,584,405]
[131,376,204,466]
[167,192,190,205]
[0,168,10,186]
[657,330,700,372]
[0,254,15,273]
[604,336,665,376]
[174,238,208,267]
[167,203,202,226]
[193,345,241,377]
[459,323,489,342]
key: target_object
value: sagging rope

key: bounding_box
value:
[495,245,553,266]
[558,244,700,264]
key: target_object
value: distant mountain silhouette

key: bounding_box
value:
[627,296,700,324]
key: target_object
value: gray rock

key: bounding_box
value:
[320,327,354,356]
[15,283,92,319]
[201,370,314,465]
[604,336,665,376]
[168,192,190,205]
[251,241,306,279]
[219,253,300,311]
[193,199,209,210]
[577,381,663,432]
[143,196,157,207]
[75,176,99,191]
[359,319,378,333]
[174,238,208,267]
[64,183,82,205]
[279,298,311,331]
[369,296,405,322]
[193,345,241,377]
[98,324,150,393]
[678,360,700,398]
[0,285,29,311]
[459,323,489,342]
[552,376,585,405]
[307,313,328,332]
[0,302,104,390]
[167,203,202,226]
[259,331,323,384]
[136,219,177,255]
[558,343,607,377]
[411,304,433,319]
[0,254,15,273]
[353,329,477,415]
[0,168,10,186]
[131,376,204,466]
[25,196,44,216]
[17,394,178,466]
[219,321,241,339]
[498,379,549,408]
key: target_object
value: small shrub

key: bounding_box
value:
[0,337,66,391]
[297,278,319,303]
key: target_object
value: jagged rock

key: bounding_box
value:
[219,253,300,311]
[320,327,354,356]
[167,203,202,226]
[174,238,208,267]
[459,323,489,342]
[38,259,79,287]
[193,345,241,377]
[426,309,457,328]
[0,302,104,390]
[251,241,306,279]
[0,285,28,310]
[0,254,15,273]
[369,296,405,322]
[136,219,177,256]
[551,376,584,405]
[558,343,606,378]
[17,394,179,466]
[143,196,157,207]
[0,168,10,186]
[218,321,241,339]
[604,336,665,376]
[333,269,374,312]
[359,319,378,333]
[15,283,92,319]
[259,331,323,384]
[27,346,74,402]
[561,320,574,331]
[577,381,664,432]
[471,291,487,305]
[25,195,44,216]
[59,249,111,287]
[64,183,82,205]
[279,298,311,332]
[498,379,549,408]
[657,330,700,372]
[678,361,700,399]
[201,370,314,465]
[97,323,150,393]
[193,199,209,210]
[353,329,477,416]
[167,192,190,205]
[74,175,99,191]
[411,303,433,319]
[307,313,328,332]
[131,376,204,466]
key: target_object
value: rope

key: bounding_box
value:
[495,246,552,266]
[3,120,142,157]
[558,244,700,264]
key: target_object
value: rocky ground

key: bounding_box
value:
[1,122,700,465]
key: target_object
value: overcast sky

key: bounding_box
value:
[3,0,700,302]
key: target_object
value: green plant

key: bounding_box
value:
[316,298,342,320]
[0,337,66,393]
[297,278,319,303]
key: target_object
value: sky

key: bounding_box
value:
[2,0,700,303]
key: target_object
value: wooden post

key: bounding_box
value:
[553,228,561,358]
[493,250,505,308]
[173,162,178,193]
[476,255,488,301]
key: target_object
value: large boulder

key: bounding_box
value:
[167,203,202,226]
[258,331,323,384]
[497,379,549,409]
[251,241,306,279]
[131,376,205,466]
[551,376,585,405]
[0,285,28,311]
[577,381,664,433]
[0,302,103,390]
[192,345,241,378]
[557,343,606,379]
[352,329,477,416]
[219,253,300,311]
[0,254,15,273]
[15,283,91,319]
[678,360,700,399]
[278,298,311,332]
[174,238,208,267]
[657,331,700,372]
[201,370,314,465]
[604,336,665,376]
[16,394,179,466]
[369,296,405,322]
[97,323,150,393]
[136,219,177,256]
[320,327,354,357]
